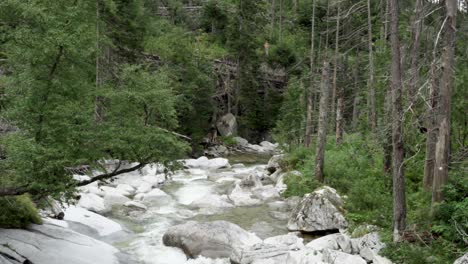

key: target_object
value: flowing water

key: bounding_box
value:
[107,154,288,264]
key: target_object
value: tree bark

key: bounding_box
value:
[331,6,340,133]
[305,0,317,147]
[315,61,330,183]
[389,0,406,242]
[432,0,457,204]
[367,0,377,131]
[408,0,424,103]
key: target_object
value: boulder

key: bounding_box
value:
[454,253,468,264]
[287,186,348,233]
[266,155,284,174]
[77,193,110,214]
[142,188,172,203]
[64,206,122,236]
[216,113,238,137]
[263,233,304,250]
[229,184,262,206]
[233,137,249,147]
[285,248,325,264]
[322,249,367,264]
[116,184,135,196]
[136,181,153,193]
[352,232,385,256]
[163,221,261,259]
[259,141,277,152]
[230,243,290,264]
[185,157,230,170]
[240,173,263,188]
[306,233,353,254]
[372,255,394,264]
[0,223,119,264]
[189,194,234,209]
[103,193,131,208]
[100,186,131,197]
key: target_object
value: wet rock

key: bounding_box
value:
[266,155,284,174]
[287,186,348,233]
[142,188,171,203]
[233,137,249,148]
[124,201,147,210]
[240,173,263,188]
[373,255,394,264]
[216,113,238,137]
[163,221,261,259]
[306,233,352,254]
[454,253,468,264]
[116,184,135,196]
[103,192,131,208]
[136,181,153,193]
[77,193,110,214]
[0,223,120,264]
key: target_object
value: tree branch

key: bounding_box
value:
[77,162,147,186]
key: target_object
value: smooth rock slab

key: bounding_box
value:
[454,253,468,264]
[322,249,367,264]
[64,206,122,236]
[230,243,290,264]
[78,193,110,214]
[163,221,262,259]
[0,223,119,264]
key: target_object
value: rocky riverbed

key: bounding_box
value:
[0,142,398,264]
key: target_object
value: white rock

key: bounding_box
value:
[0,223,119,264]
[78,193,110,214]
[100,186,130,197]
[229,184,262,206]
[116,184,135,196]
[233,137,249,147]
[124,201,147,210]
[373,255,394,264]
[142,188,171,203]
[306,233,353,254]
[136,181,153,193]
[163,221,262,259]
[266,155,284,173]
[104,193,131,208]
[287,186,348,232]
[72,174,91,182]
[454,253,468,264]
[286,248,325,264]
[184,157,230,170]
[252,186,280,201]
[322,249,367,264]
[64,206,122,236]
[42,218,69,228]
[264,233,304,250]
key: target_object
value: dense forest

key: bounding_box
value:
[0,0,467,263]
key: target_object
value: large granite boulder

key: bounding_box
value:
[64,206,122,236]
[216,113,238,136]
[77,193,110,214]
[0,223,119,264]
[230,243,291,264]
[266,155,284,174]
[454,253,468,264]
[287,186,348,233]
[162,221,261,259]
[184,157,230,170]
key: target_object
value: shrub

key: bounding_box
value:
[0,195,42,228]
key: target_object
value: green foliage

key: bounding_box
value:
[219,136,237,146]
[0,195,42,228]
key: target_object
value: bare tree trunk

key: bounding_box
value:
[94,0,104,123]
[331,6,340,137]
[367,0,376,131]
[389,0,406,242]
[279,0,283,44]
[432,0,457,204]
[305,0,317,147]
[315,61,330,183]
[408,0,424,103]
[351,65,360,131]
[270,0,275,40]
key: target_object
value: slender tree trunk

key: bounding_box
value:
[367,0,377,131]
[331,6,340,136]
[336,54,346,145]
[432,0,457,204]
[305,0,317,147]
[270,0,275,40]
[352,65,360,131]
[94,0,104,123]
[315,61,330,182]
[408,0,424,103]
[389,0,406,242]
[279,0,283,44]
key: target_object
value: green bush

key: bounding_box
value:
[0,195,42,228]
[220,136,237,147]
